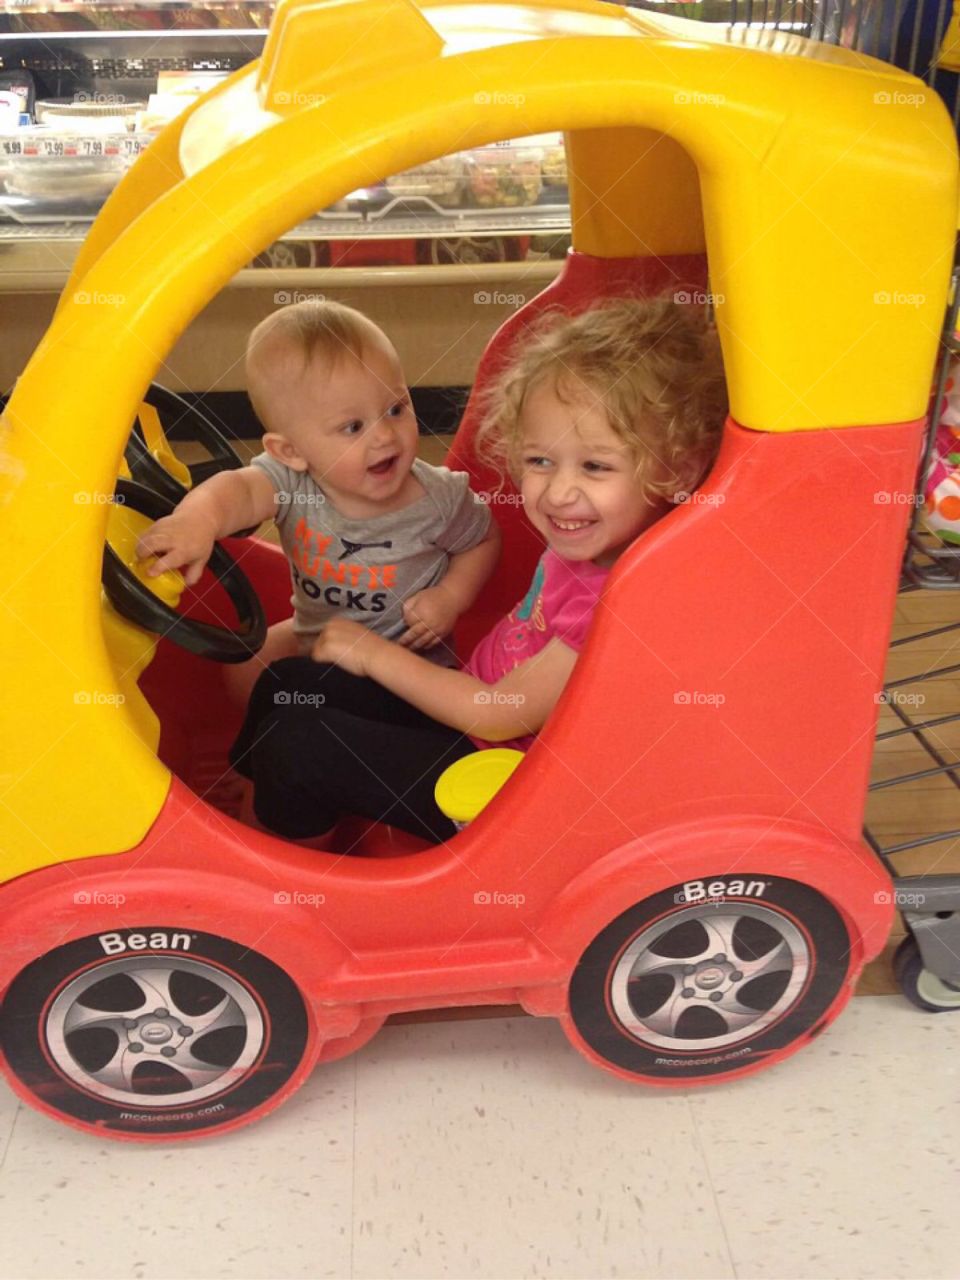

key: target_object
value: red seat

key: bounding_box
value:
[144,248,709,849]
[445,248,708,656]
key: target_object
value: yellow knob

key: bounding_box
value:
[435,749,524,825]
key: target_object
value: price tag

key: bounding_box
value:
[0,133,150,160]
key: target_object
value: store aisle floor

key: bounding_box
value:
[0,995,954,1280]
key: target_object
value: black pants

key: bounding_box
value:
[228,658,478,843]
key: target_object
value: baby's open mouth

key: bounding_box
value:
[368,455,398,476]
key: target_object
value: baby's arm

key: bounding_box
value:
[399,521,502,651]
[136,468,278,585]
[313,617,576,741]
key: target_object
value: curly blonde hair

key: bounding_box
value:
[475,295,728,499]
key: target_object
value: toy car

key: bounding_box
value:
[0,0,955,1141]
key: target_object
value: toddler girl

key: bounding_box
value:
[228,295,728,844]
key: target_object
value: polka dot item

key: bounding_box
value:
[923,360,960,545]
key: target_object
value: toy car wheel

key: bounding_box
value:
[428,235,508,265]
[0,929,310,1141]
[893,934,960,1012]
[566,876,851,1084]
[253,239,318,269]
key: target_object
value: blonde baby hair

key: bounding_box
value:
[246,299,389,434]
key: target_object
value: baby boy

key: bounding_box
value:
[136,300,500,692]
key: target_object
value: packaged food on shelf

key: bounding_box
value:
[138,72,230,131]
[35,99,145,134]
[0,93,20,132]
[541,140,567,186]
[0,70,35,118]
[3,154,129,202]
[384,156,465,207]
[464,142,543,207]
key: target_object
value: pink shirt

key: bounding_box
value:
[464,550,610,750]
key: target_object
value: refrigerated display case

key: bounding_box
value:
[0,2,572,269]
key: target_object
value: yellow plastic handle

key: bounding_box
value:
[435,748,525,825]
[137,401,193,491]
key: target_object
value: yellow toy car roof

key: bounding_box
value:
[72,0,958,436]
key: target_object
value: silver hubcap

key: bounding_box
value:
[46,957,265,1107]
[610,904,809,1050]
[916,966,960,1008]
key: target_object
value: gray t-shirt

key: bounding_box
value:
[251,454,491,665]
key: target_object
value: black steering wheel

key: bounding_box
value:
[103,479,267,663]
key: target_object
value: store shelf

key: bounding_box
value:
[0,2,273,31]
[0,2,570,269]
[0,240,563,290]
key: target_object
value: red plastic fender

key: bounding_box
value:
[0,863,361,1046]
[516,816,894,1016]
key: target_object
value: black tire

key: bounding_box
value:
[253,240,318,269]
[893,935,960,1013]
[1,928,309,1139]
[568,875,851,1082]
[429,235,508,265]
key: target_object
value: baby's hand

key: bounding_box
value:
[399,586,461,651]
[135,512,216,586]
[311,618,386,677]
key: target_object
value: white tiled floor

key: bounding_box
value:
[0,998,955,1280]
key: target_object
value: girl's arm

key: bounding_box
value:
[311,618,577,741]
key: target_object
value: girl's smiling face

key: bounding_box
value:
[515,377,672,567]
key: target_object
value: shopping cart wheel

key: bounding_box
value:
[564,875,851,1086]
[893,935,960,1012]
[0,928,310,1141]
